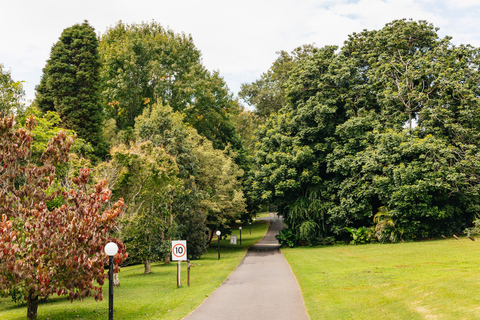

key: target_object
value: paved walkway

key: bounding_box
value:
[183,213,309,320]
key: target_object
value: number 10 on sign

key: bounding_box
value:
[172,240,187,261]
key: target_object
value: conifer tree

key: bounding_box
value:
[36,21,106,158]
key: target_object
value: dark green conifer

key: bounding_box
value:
[36,21,106,158]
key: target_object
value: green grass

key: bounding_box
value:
[255,212,270,219]
[0,220,269,320]
[282,237,480,319]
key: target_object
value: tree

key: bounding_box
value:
[134,103,246,251]
[0,115,126,319]
[133,102,208,259]
[239,45,315,118]
[249,19,480,243]
[99,21,243,153]
[193,135,247,242]
[35,21,106,158]
[0,64,25,117]
[95,141,180,273]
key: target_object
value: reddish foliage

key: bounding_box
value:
[0,115,126,315]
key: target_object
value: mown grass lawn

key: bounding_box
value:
[0,220,269,320]
[282,237,480,319]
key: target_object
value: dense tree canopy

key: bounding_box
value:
[249,19,480,244]
[35,21,106,158]
[239,45,315,118]
[99,21,243,153]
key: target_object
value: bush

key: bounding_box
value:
[276,228,298,247]
[345,226,375,245]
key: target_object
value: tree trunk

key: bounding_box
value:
[164,255,170,265]
[27,293,39,320]
[207,229,214,245]
[113,272,120,287]
[144,259,151,274]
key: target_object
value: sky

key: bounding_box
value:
[1,0,480,106]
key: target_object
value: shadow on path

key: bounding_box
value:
[183,213,309,320]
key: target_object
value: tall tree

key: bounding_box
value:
[35,21,106,158]
[99,21,243,153]
[0,115,126,319]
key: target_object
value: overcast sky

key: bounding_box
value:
[2,0,480,106]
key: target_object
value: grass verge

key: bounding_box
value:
[282,237,480,319]
[0,220,269,320]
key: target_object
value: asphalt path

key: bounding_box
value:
[183,213,309,320]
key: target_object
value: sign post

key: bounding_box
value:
[172,240,187,287]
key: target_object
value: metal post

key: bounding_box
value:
[240,228,242,245]
[109,256,114,320]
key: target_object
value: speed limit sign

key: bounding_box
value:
[172,240,187,261]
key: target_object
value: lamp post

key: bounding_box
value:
[216,230,221,260]
[239,227,242,245]
[105,242,118,320]
[249,221,252,235]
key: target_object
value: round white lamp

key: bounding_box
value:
[105,242,118,320]
[105,242,118,256]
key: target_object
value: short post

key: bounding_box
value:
[104,242,118,320]
[216,230,221,260]
[249,222,252,235]
[187,260,193,286]
[239,227,242,245]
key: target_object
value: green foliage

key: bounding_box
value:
[16,106,94,160]
[276,228,297,247]
[464,218,480,237]
[95,141,180,272]
[239,45,315,118]
[133,102,208,258]
[249,19,480,244]
[35,21,106,159]
[99,21,243,154]
[373,207,403,243]
[345,226,375,245]
[0,64,25,117]
[133,102,246,251]
[192,133,247,240]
